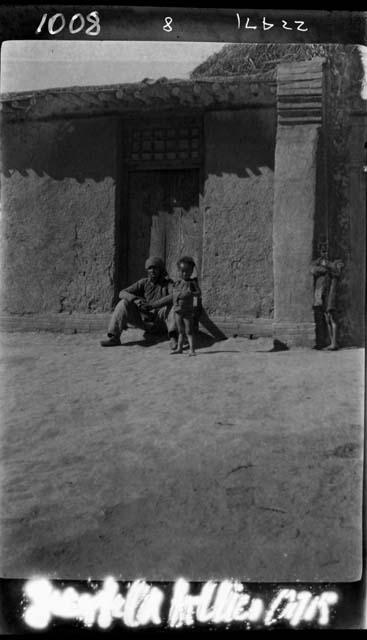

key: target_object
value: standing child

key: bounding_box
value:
[310,241,344,350]
[171,256,201,356]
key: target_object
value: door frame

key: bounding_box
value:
[117,114,204,291]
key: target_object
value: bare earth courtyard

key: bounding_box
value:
[0,330,364,582]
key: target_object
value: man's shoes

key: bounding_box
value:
[143,322,158,334]
[169,337,178,350]
[100,336,121,347]
[143,332,160,344]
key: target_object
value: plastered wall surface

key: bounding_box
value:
[273,124,319,325]
[202,108,276,319]
[1,116,118,314]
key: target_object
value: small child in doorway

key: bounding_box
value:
[171,256,201,357]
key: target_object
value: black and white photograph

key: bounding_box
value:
[0,11,365,605]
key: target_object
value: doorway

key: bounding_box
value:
[127,169,201,283]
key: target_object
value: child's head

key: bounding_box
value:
[177,256,195,280]
[318,240,328,260]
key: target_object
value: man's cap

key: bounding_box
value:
[145,256,165,270]
[177,255,196,267]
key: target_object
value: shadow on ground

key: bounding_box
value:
[122,330,223,350]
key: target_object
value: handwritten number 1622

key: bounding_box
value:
[36,12,101,36]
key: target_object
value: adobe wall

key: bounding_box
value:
[202,107,276,320]
[0,116,119,314]
[324,46,366,347]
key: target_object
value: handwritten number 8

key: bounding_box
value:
[163,17,173,32]
[86,12,100,36]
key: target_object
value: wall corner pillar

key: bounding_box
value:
[272,57,326,347]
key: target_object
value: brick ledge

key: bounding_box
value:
[0,313,273,338]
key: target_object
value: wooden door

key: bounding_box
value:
[127,169,201,283]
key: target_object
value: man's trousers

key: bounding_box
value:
[107,299,176,338]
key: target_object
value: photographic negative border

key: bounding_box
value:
[0,4,365,632]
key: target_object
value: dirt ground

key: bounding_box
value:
[0,330,364,582]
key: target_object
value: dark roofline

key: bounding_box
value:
[0,74,277,122]
[0,72,276,104]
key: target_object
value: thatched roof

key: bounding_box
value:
[190,44,349,78]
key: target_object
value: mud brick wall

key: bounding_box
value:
[325,47,366,346]
[202,108,276,319]
[0,116,118,314]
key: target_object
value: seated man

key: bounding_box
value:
[100,256,176,347]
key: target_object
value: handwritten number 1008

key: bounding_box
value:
[36,12,101,36]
